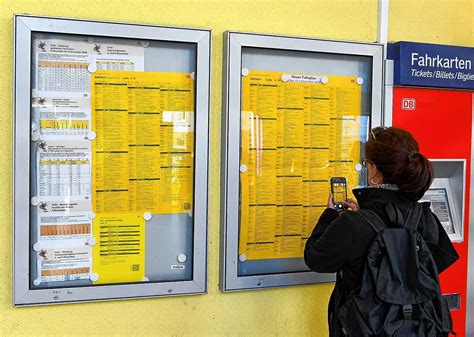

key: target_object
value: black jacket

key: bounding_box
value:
[304,187,459,336]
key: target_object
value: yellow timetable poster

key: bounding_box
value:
[239,70,362,260]
[92,213,145,284]
[40,119,89,132]
[91,71,194,215]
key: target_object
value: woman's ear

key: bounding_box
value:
[368,162,377,175]
[367,162,384,185]
[371,163,384,183]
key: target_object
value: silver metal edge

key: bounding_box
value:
[225,30,383,51]
[13,15,33,306]
[221,31,383,291]
[224,272,336,292]
[371,45,384,127]
[465,93,474,336]
[204,31,212,293]
[13,15,211,306]
[223,33,242,291]
[192,30,211,293]
[12,12,18,307]
[383,59,394,127]
[14,281,205,306]
[15,14,210,41]
[219,31,231,291]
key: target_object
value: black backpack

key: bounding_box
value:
[337,203,454,337]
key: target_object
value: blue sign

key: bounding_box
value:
[388,41,474,90]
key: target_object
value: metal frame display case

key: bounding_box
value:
[220,31,384,291]
[14,15,211,305]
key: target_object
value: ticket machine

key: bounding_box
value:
[387,41,474,337]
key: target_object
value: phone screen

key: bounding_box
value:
[332,182,347,203]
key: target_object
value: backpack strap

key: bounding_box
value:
[385,201,404,227]
[404,203,423,231]
[385,201,423,231]
[355,209,386,234]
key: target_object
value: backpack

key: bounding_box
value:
[337,202,454,337]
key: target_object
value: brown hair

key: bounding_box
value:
[365,127,433,201]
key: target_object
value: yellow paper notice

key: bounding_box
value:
[92,213,145,284]
[91,71,194,214]
[239,70,362,260]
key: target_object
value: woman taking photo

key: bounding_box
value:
[304,127,459,337]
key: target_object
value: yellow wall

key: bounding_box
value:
[389,0,473,46]
[0,0,471,336]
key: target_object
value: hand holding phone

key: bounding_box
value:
[345,198,360,211]
[330,177,347,212]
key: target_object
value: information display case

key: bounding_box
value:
[14,15,211,305]
[221,32,383,291]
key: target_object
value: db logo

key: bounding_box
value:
[402,98,416,110]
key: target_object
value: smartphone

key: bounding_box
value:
[330,177,347,211]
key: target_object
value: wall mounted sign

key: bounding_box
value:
[388,41,474,90]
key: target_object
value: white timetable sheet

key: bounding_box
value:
[36,140,91,200]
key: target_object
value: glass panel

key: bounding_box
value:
[238,47,372,276]
[30,32,196,288]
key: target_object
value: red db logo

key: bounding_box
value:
[402,98,416,110]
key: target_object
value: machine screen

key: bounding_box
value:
[420,188,455,234]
